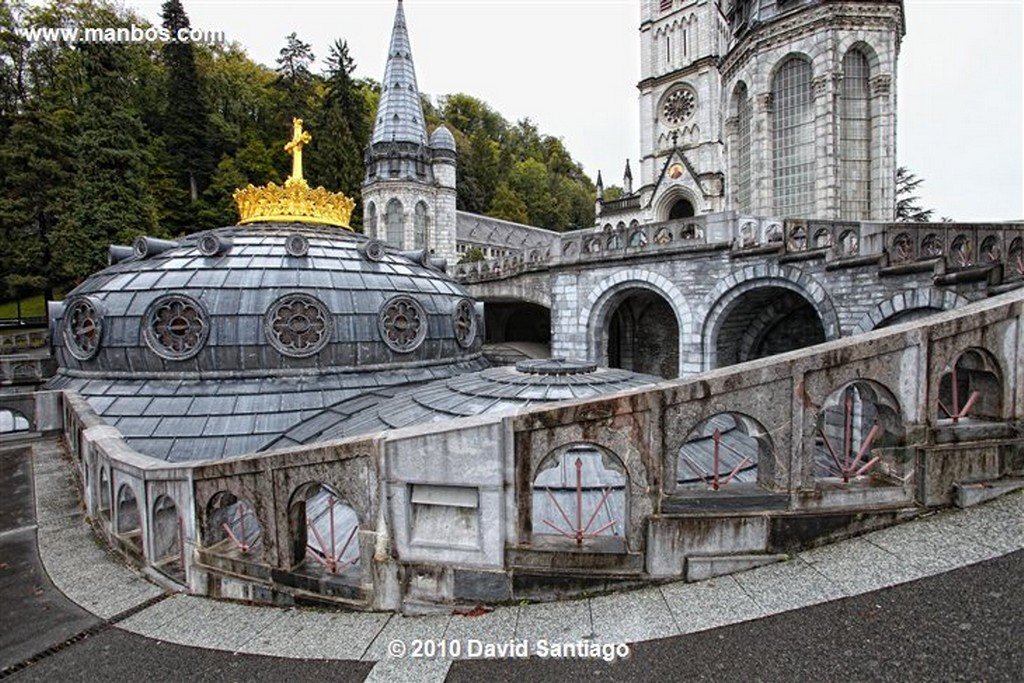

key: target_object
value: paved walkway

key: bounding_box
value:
[2,438,1022,681]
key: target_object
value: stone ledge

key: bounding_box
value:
[954,478,1024,509]
[685,553,787,582]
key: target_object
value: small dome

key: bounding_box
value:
[294,361,661,441]
[429,125,456,152]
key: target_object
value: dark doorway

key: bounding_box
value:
[668,199,695,219]
[485,302,551,344]
[607,290,678,379]
[712,286,825,368]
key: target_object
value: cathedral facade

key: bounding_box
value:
[598,0,904,227]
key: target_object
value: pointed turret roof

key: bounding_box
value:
[371,0,427,146]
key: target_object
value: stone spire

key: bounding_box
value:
[623,159,633,195]
[371,0,427,146]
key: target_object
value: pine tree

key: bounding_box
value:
[50,42,161,285]
[160,0,213,232]
[307,39,369,228]
[274,32,316,122]
[895,166,935,222]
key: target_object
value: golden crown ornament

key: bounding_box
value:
[233,118,355,229]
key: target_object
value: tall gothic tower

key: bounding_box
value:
[363,0,458,264]
[599,0,903,227]
[638,0,727,221]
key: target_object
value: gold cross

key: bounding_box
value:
[284,118,312,181]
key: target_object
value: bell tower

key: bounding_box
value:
[363,0,457,265]
[637,0,727,220]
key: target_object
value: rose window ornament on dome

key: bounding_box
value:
[379,296,427,353]
[453,299,477,348]
[266,294,330,357]
[144,295,209,360]
[63,297,102,360]
[662,88,696,126]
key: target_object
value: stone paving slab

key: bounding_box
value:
[236,608,390,660]
[514,598,592,643]
[443,604,519,646]
[364,656,452,682]
[659,574,766,633]
[864,511,1008,576]
[732,556,847,614]
[797,537,924,595]
[361,612,451,661]
[589,586,679,643]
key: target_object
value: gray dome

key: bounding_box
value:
[284,358,661,443]
[52,224,480,374]
[429,125,456,152]
[45,223,487,462]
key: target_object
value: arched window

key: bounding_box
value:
[732,82,753,212]
[772,57,814,218]
[413,201,429,249]
[840,49,871,219]
[365,202,377,239]
[385,199,403,247]
[532,444,627,547]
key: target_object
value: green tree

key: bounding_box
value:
[307,39,369,228]
[159,0,213,232]
[895,166,935,222]
[274,32,317,122]
[50,42,161,284]
[487,182,529,225]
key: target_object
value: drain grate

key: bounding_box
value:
[0,592,172,679]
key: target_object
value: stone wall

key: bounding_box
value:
[33,290,1022,611]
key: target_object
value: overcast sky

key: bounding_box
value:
[129,0,1023,222]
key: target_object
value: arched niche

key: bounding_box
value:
[531,444,628,551]
[814,381,907,483]
[287,482,361,577]
[938,348,1003,422]
[677,413,771,490]
[205,491,263,557]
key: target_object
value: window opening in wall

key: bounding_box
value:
[840,49,872,219]
[116,484,142,555]
[304,486,360,574]
[208,493,262,556]
[815,382,907,484]
[533,446,626,546]
[772,57,814,218]
[0,408,30,433]
[678,414,763,489]
[938,349,1002,423]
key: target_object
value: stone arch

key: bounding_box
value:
[385,198,403,247]
[653,184,702,222]
[365,201,377,239]
[287,482,361,576]
[530,443,629,548]
[413,201,429,249]
[0,407,31,433]
[676,412,773,490]
[205,490,263,557]
[98,466,111,518]
[583,269,695,378]
[701,265,839,370]
[852,288,972,334]
[814,380,907,482]
[839,39,882,73]
[151,494,181,569]
[115,483,142,555]
[938,347,1003,422]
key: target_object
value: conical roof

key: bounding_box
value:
[371,0,427,145]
